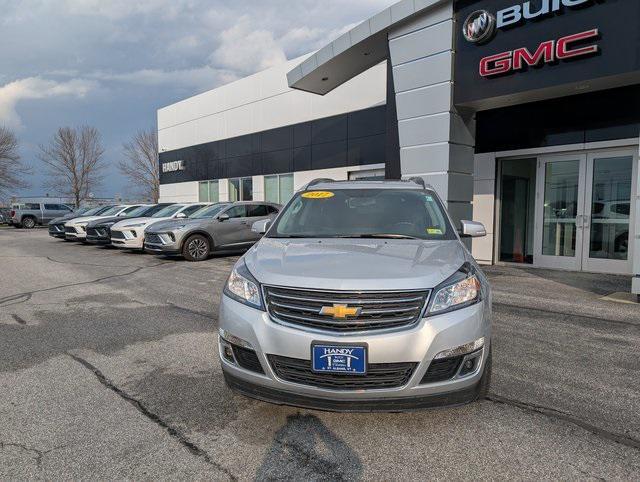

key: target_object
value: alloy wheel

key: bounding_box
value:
[188,238,208,259]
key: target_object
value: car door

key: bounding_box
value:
[245,204,277,242]
[214,205,251,248]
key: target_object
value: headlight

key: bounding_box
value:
[223,260,264,310]
[428,264,481,315]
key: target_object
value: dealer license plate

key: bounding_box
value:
[312,344,367,374]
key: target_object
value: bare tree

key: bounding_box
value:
[38,126,105,207]
[0,126,31,200]
[118,129,160,202]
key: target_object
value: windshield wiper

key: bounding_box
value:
[337,234,421,240]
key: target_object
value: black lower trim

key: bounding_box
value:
[223,371,481,413]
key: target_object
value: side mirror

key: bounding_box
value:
[218,213,230,222]
[175,212,187,219]
[459,220,486,238]
[252,219,271,234]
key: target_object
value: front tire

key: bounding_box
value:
[21,217,36,229]
[182,234,211,262]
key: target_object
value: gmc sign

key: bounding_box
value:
[480,29,599,77]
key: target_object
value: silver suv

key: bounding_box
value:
[144,202,280,261]
[218,179,490,411]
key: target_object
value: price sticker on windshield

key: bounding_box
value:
[302,191,335,199]
[427,228,443,235]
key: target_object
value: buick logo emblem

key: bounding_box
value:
[463,10,496,44]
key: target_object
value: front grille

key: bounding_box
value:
[145,233,163,244]
[49,224,64,233]
[111,230,126,240]
[268,355,416,390]
[65,226,77,234]
[263,286,429,332]
[87,227,109,238]
[420,356,463,384]
[232,345,264,374]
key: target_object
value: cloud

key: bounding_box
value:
[209,16,289,75]
[0,77,96,129]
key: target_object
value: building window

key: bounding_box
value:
[198,181,219,202]
[229,177,253,201]
[264,173,294,204]
[348,169,385,181]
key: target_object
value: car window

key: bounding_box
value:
[125,205,152,217]
[120,205,142,215]
[181,204,206,217]
[266,205,279,214]
[100,205,126,216]
[139,204,171,217]
[224,206,247,219]
[247,204,268,217]
[270,189,456,240]
[152,205,184,218]
[44,204,59,210]
[25,203,40,210]
[191,204,229,219]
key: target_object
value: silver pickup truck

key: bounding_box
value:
[10,202,73,229]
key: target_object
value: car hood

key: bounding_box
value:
[111,216,162,229]
[50,213,78,224]
[147,218,209,232]
[86,216,127,227]
[244,238,467,291]
[66,215,108,225]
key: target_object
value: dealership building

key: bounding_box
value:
[158,0,640,295]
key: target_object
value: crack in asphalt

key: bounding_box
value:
[0,441,65,471]
[493,302,639,328]
[166,302,215,321]
[486,394,640,451]
[0,262,172,307]
[66,353,237,481]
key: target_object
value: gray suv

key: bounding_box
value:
[218,179,490,411]
[144,201,281,261]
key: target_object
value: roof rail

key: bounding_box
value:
[406,177,426,189]
[304,178,335,189]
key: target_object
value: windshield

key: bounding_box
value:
[124,205,152,217]
[78,206,102,216]
[269,189,456,240]
[190,204,229,219]
[152,205,183,218]
[100,205,126,216]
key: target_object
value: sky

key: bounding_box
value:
[1,0,393,199]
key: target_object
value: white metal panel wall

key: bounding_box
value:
[158,57,387,152]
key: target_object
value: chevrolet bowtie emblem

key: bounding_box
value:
[319,304,362,319]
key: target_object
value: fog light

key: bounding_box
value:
[434,337,485,360]
[460,358,476,376]
[222,342,235,363]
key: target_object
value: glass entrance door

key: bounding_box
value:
[581,151,635,274]
[533,150,636,274]
[534,154,586,271]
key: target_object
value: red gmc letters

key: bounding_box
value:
[479,29,599,77]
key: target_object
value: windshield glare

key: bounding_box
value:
[152,205,183,218]
[190,204,228,219]
[269,189,455,240]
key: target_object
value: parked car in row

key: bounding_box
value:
[10,202,73,228]
[48,200,282,262]
[64,205,144,241]
[49,205,114,239]
[145,202,280,261]
[109,203,210,251]
[85,203,173,246]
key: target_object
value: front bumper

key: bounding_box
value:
[86,235,111,245]
[49,225,66,238]
[144,233,181,255]
[65,227,86,240]
[219,294,490,411]
[110,228,144,249]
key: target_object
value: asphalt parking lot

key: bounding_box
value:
[1,227,639,480]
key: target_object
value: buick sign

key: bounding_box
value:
[162,160,185,173]
[463,10,496,44]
